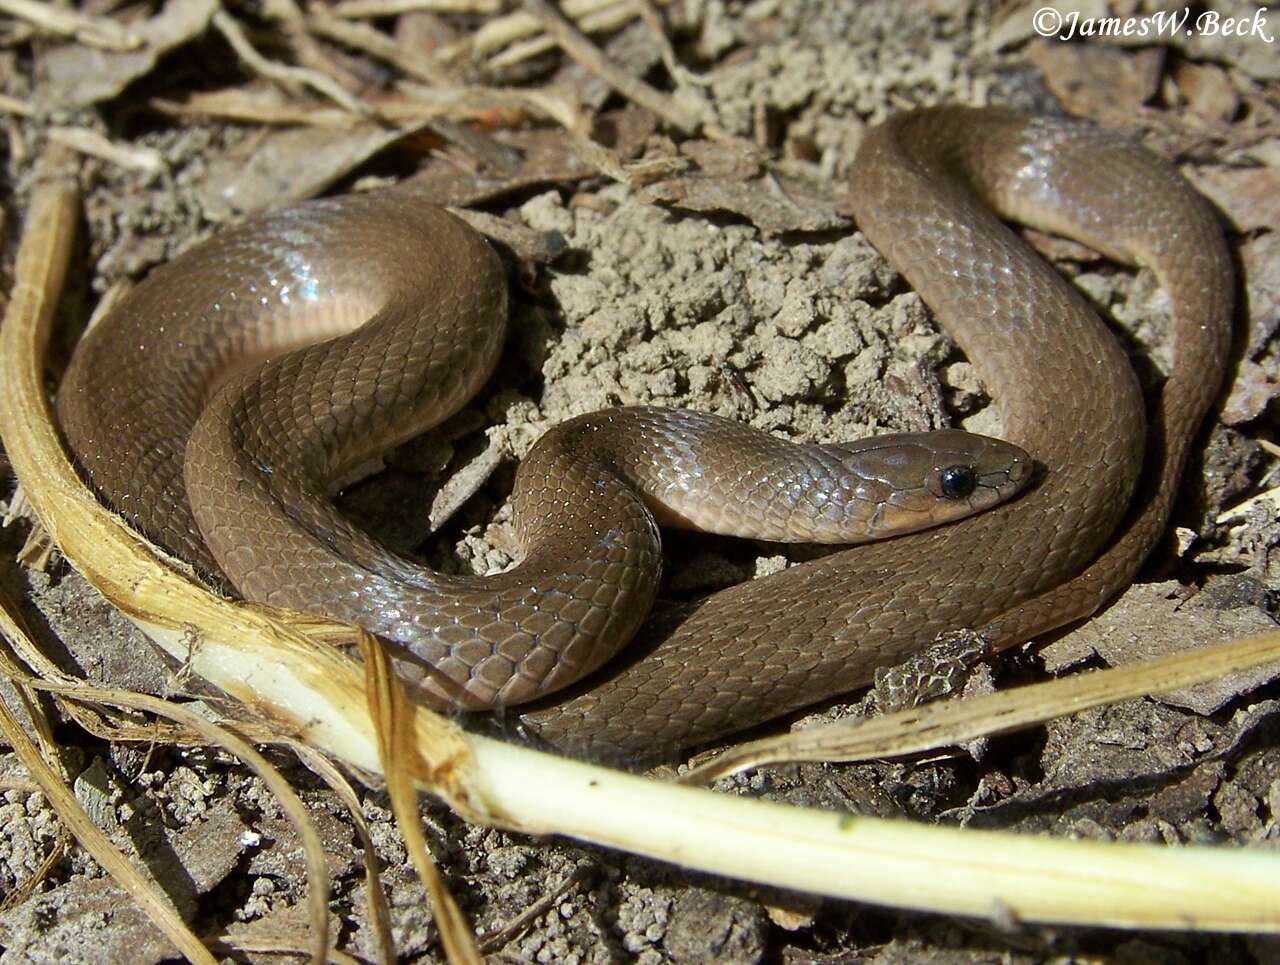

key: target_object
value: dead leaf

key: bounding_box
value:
[1187,164,1280,233]
[197,122,422,217]
[38,0,217,108]
[637,169,851,236]
[1040,581,1280,715]
[398,126,596,207]
[1027,38,1164,122]
[680,137,766,180]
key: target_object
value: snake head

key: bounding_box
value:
[817,428,1033,543]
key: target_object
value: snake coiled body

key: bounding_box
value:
[57,108,1232,760]
[56,145,1028,713]
[522,108,1232,756]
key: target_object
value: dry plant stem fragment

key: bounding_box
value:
[524,0,704,134]
[0,0,142,49]
[211,9,371,116]
[684,630,1280,782]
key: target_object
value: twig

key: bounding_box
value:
[0,93,33,117]
[1216,486,1279,525]
[152,94,370,128]
[635,0,703,89]
[0,0,142,50]
[522,0,701,134]
[477,865,590,952]
[362,634,483,964]
[456,0,657,61]
[211,8,371,118]
[308,6,455,86]
[48,127,166,175]
[153,84,529,129]
[331,0,499,16]
[260,0,371,98]
[205,936,361,965]
[681,630,1280,783]
[291,742,397,964]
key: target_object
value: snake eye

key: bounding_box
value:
[939,464,977,499]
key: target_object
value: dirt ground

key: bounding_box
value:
[0,0,1278,961]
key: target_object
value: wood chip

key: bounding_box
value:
[1172,60,1240,124]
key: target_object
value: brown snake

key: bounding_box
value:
[57,108,1233,761]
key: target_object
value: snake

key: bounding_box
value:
[56,107,1232,762]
